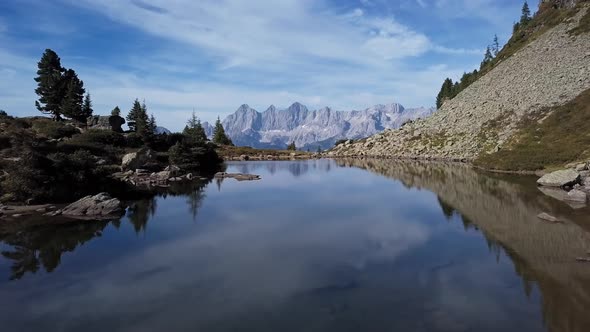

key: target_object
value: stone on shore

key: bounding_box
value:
[537,169,580,187]
[59,193,125,219]
[121,148,154,171]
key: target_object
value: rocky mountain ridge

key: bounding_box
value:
[209,102,434,150]
[330,4,590,165]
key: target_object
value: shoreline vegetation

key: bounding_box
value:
[0,49,313,217]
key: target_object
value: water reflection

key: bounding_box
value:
[0,178,212,280]
[337,158,590,332]
[1,220,109,280]
[1,159,590,331]
[229,159,332,177]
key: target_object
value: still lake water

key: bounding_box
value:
[1,159,590,332]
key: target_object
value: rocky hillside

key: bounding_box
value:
[331,3,590,169]
[213,102,434,150]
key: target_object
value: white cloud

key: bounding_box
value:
[0,0,492,130]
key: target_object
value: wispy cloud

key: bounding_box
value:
[0,0,520,130]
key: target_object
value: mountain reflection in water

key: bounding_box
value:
[0,159,589,332]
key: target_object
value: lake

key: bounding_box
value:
[1,159,590,332]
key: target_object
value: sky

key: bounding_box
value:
[0,0,526,131]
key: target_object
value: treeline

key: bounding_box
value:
[35,49,93,122]
[435,1,533,109]
[0,49,234,204]
[33,48,233,147]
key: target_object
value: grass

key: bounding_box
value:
[475,88,590,171]
[569,2,590,35]
[216,145,310,158]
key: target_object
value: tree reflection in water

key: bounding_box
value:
[0,175,214,280]
[1,220,108,280]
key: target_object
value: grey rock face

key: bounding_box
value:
[537,169,581,187]
[121,148,154,171]
[218,102,435,149]
[87,115,125,133]
[61,193,124,218]
[331,8,590,160]
[155,126,171,135]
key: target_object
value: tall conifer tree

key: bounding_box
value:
[212,116,233,145]
[34,49,65,120]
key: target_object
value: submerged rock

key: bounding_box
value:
[566,189,587,202]
[537,169,581,187]
[214,172,261,181]
[538,187,586,209]
[537,212,560,223]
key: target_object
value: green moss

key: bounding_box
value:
[475,88,590,171]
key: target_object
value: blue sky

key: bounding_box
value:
[0,0,526,130]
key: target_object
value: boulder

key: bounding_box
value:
[121,148,154,170]
[61,193,125,219]
[537,169,580,187]
[240,155,250,161]
[575,163,588,172]
[164,165,181,176]
[154,171,171,180]
[566,189,587,202]
[87,115,126,133]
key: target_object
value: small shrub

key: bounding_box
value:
[125,132,144,148]
[169,141,221,171]
[70,129,126,147]
[32,119,80,139]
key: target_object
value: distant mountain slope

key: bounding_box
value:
[331,2,590,169]
[155,126,171,135]
[218,102,435,150]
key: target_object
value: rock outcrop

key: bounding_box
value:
[219,103,435,150]
[121,148,154,170]
[331,5,590,161]
[87,115,126,133]
[54,193,125,219]
[537,169,581,187]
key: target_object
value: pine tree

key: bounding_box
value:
[111,106,121,117]
[127,99,142,132]
[316,146,322,153]
[480,46,494,70]
[183,112,208,143]
[212,116,233,145]
[520,1,532,26]
[148,114,157,135]
[60,70,85,122]
[492,34,500,56]
[80,93,93,121]
[136,101,150,140]
[35,49,65,120]
[287,142,297,151]
[436,78,454,109]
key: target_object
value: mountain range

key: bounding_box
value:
[203,102,435,150]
